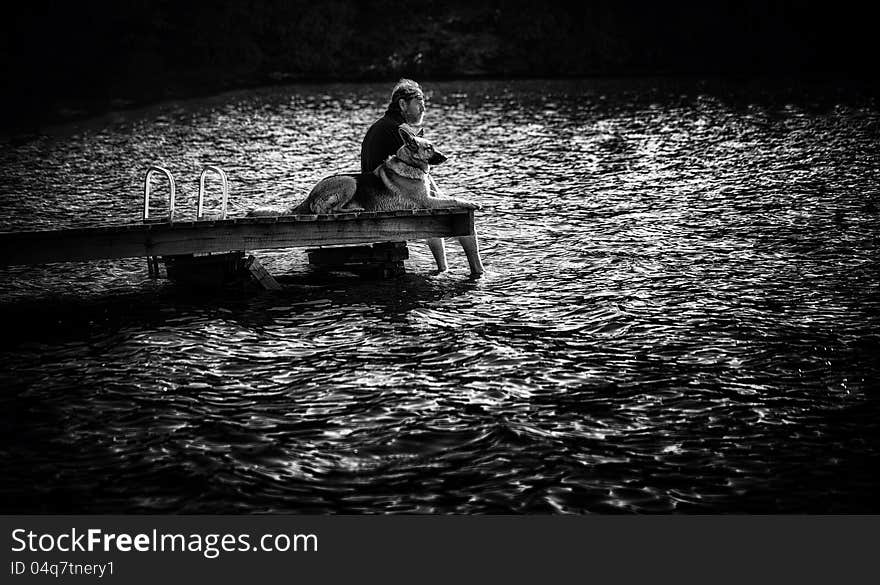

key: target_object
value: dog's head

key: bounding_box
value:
[398,125,447,169]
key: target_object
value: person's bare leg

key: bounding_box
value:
[426,238,448,272]
[458,235,484,277]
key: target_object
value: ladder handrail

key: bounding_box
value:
[143,166,176,221]
[197,166,229,220]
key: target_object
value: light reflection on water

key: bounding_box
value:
[1,78,879,513]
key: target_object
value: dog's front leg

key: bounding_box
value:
[426,238,448,272]
[427,176,481,210]
[427,196,481,210]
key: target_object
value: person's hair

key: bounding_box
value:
[390,79,424,106]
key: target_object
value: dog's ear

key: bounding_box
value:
[416,127,425,137]
[398,126,418,150]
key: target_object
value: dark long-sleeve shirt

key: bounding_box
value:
[360,109,405,174]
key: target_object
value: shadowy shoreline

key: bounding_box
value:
[4,1,877,136]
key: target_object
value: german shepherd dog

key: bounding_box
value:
[285,126,478,214]
[250,125,484,274]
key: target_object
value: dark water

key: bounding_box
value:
[1,78,879,513]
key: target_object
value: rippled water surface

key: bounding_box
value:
[1,78,879,513]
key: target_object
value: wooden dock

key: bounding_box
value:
[0,209,477,267]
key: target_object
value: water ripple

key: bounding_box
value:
[1,78,879,513]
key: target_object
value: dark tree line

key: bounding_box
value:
[2,0,874,129]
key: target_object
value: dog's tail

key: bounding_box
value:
[246,197,310,217]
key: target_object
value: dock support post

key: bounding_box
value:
[426,237,448,272]
[306,242,408,278]
[245,255,282,290]
[147,256,161,278]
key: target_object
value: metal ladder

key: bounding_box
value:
[143,166,176,222]
[143,165,230,278]
[197,165,229,220]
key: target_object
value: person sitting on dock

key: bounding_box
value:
[360,78,426,174]
[358,78,481,276]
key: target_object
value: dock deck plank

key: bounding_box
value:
[0,209,476,267]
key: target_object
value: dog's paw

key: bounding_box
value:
[456,199,482,210]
